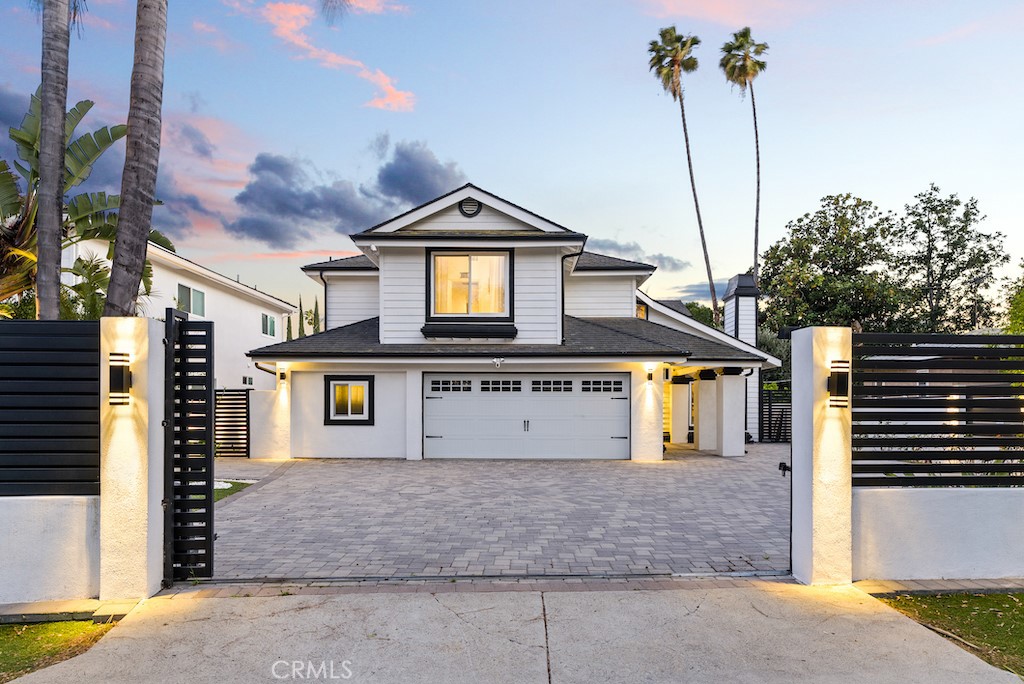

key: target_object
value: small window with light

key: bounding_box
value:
[324,375,374,425]
[177,284,205,316]
[430,251,510,319]
[261,313,276,337]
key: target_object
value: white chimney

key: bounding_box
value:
[723,273,761,442]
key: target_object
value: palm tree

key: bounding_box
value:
[649,27,719,325]
[720,27,768,281]
[105,0,168,316]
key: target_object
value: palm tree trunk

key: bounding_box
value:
[104,0,167,317]
[678,97,719,325]
[750,81,761,284]
[36,0,71,320]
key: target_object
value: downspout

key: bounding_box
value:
[560,248,585,345]
[254,361,277,376]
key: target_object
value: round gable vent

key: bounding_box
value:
[458,197,482,218]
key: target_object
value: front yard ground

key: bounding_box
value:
[0,621,113,683]
[214,480,252,503]
[882,593,1024,676]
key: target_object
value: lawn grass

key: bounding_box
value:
[882,592,1024,676]
[0,621,113,683]
[214,480,252,502]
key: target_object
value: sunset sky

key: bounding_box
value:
[1,0,1020,308]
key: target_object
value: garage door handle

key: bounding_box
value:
[610,436,628,439]
[523,420,529,432]
[611,397,628,400]
[425,435,443,439]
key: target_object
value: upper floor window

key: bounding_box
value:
[261,313,276,337]
[430,251,510,319]
[636,302,648,319]
[177,284,205,316]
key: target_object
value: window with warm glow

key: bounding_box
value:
[324,375,374,425]
[431,253,509,317]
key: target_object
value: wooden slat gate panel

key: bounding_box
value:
[0,321,100,496]
[215,389,250,458]
[852,333,1024,487]
[165,310,215,582]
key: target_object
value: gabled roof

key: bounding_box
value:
[351,183,585,240]
[248,315,763,362]
[575,252,655,272]
[302,251,656,274]
[655,299,694,318]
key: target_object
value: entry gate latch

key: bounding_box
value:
[778,462,791,477]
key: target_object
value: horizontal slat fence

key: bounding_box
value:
[0,321,100,495]
[852,333,1024,487]
[760,387,791,443]
[214,389,250,457]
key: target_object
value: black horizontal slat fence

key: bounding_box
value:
[760,387,791,443]
[852,333,1024,487]
[214,389,250,457]
[0,321,100,495]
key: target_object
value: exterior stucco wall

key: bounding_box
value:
[250,387,291,458]
[0,497,100,603]
[853,488,1024,580]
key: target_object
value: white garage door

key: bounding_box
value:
[423,373,630,459]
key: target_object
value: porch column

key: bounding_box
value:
[716,369,746,457]
[791,326,853,585]
[693,369,718,452]
[669,377,692,444]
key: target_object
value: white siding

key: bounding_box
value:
[325,275,379,329]
[403,204,533,232]
[378,247,426,343]
[513,248,560,344]
[564,275,636,318]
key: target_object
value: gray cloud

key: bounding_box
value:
[0,85,28,132]
[152,170,219,236]
[182,91,206,114]
[376,141,466,205]
[368,132,390,160]
[226,141,466,248]
[172,123,216,159]
[586,238,689,272]
[667,280,729,301]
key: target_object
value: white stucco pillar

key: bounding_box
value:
[99,317,166,600]
[693,370,718,452]
[791,326,853,585]
[715,371,746,457]
[405,369,423,460]
[631,367,664,461]
[669,379,692,444]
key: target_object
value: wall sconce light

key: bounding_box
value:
[827,360,851,408]
[645,363,657,383]
[109,352,132,405]
[279,370,287,381]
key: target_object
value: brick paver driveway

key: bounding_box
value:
[214,443,790,581]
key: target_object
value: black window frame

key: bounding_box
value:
[324,374,375,426]
[425,248,514,324]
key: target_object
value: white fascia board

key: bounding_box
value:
[369,186,569,234]
[351,237,585,250]
[572,269,654,286]
[304,269,379,283]
[637,291,781,368]
[253,355,689,365]
[671,361,765,372]
[146,243,296,312]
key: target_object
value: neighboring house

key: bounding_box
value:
[249,184,779,461]
[65,240,295,390]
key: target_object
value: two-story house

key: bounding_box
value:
[248,185,778,461]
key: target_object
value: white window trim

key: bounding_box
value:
[261,313,277,338]
[324,375,374,426]
[429,251,511,319]
[177,284,207,318]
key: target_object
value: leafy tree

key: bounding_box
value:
[286,314,293,341]
[757,327,790,383]
[312,298,321,332]
[297,295,306,337]
[683,301,721,328]
[1005,261,1024,334]
[105,0,169,316]
[890,184,1008,332]
[649,27,720,325]
[720,27,768,281]
[759,194,904,332]
[1,92,126,303]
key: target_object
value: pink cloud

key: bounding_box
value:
[638,0,821,27]
[260,1,415,111]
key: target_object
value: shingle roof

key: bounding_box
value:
[655,299,694,318]
[355,230,587,241]
[302,251,655,273]
[249,316,761,362]
[302,254,377,272]
[575,252,655,272]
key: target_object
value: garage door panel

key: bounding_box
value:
[423,373,630,459]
